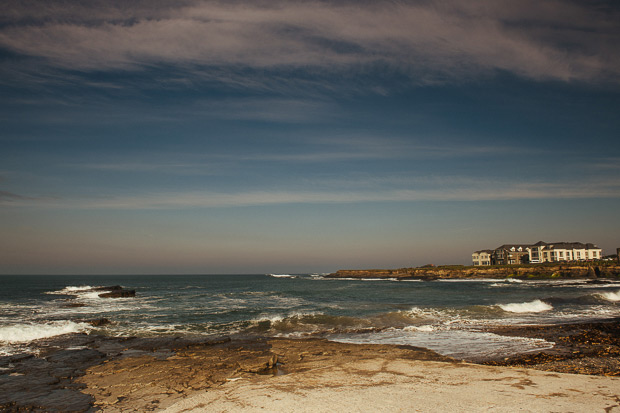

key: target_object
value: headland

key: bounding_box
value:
[327,262,620,280]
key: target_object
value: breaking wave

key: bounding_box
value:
[0,321,91,344]
[499,300,553,313]
[267,274,297,278]
[403,325,436,332]
[598,290,620,302]
[45,285,98,295]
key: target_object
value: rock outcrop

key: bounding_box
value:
[327,264,620,280]
[93,286,136,298]
[98,289,136,298]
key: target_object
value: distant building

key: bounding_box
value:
[472,250,492,266]
[472,241,602,266]
[491,244,532,265]
[529,241,602,263]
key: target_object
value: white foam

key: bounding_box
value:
[80,291,104,299]
[499,300,552,313]
[254,314,287,324]
[253,311,322,325]
[268,274,296,278]
[0,321,91,343]
[45,285,97,295]
[404,325,436,332]
[329,329,553,360]
[437,278,500,283]
[599,290,620,302]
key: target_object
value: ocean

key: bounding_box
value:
[1,274,619,361]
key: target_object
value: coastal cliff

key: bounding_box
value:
[327,263,620,280]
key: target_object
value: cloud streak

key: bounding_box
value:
[0,190,35,201]
[1,0,618,88]
[63,138,523,175]
[4,177,619,210]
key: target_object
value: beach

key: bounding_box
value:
[2,319,620,412]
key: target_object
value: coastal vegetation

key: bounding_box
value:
[327,262,620,280]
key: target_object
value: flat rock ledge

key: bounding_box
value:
[0,335,449,412]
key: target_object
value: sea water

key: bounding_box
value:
[1,274,619,360]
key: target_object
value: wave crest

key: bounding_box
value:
[599,290,620,302]
[499,299,552,313]
[45,285,97,295]
[0,321,91,343]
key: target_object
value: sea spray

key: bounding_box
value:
[0,321,91,343]
[599,290,620,302]
[499,300,553,313]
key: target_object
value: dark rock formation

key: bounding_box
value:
[91,286,123,292]
[85,318,111,327]
[482,317,620,376]
[62,302,86,308]
[0,347,105,412]
[98,289,135,298]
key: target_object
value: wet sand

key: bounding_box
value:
[1,320,619,412]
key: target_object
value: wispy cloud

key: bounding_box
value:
[64,137,522,175]
[0,190,36,201]
[4,177,619,209]
[591,157,620,170]
[1,0,618,89]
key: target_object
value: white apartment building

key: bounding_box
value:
[472,241,602,266]
[529,241,602,263]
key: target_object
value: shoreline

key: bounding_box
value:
[1,317,619,411]
[327,263,620,280]
[482,317,620,376]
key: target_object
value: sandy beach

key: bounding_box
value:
[163,354,619,413]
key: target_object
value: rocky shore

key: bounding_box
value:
[327,263,620,280]
[483,317,620,376]
[2,319,620,411]
[0,334,450,412]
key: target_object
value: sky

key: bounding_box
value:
[1,0,619,275]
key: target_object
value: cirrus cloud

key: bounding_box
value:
[0,0,618,87]
[4,177,619,210]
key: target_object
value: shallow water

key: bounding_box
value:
[1,274,619,359]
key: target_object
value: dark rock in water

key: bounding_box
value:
[92,285,123,292]
[63,302,87,308]
[98,289,135,298]
[85,318,111,327]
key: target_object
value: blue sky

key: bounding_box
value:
[1,0,619,274]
